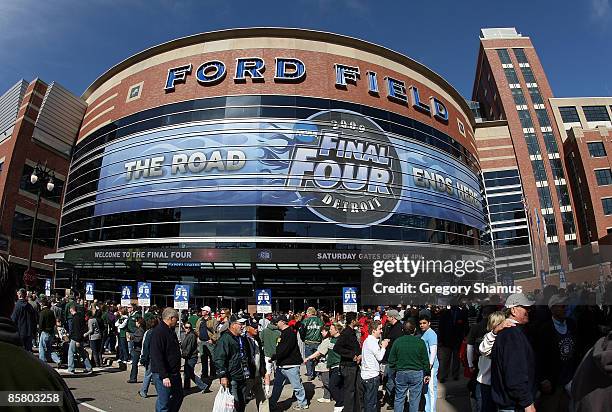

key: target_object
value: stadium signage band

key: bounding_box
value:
[164,58,450,125]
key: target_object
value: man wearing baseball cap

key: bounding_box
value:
[491,293,536,412]
[195,305,218,379]
[534,294,578,411]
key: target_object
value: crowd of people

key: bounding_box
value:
[2,266,612,412]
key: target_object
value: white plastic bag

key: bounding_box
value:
[212,387,235,412]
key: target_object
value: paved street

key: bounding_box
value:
[57,356,471,412]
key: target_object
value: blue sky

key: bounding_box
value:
[1,0,610,99]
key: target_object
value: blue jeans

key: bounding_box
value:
[68,340,92,372]
[304,343,319,378]
[38,331,60,364]
[183,357,208,390]
[270,366,307,409]
[423,366,438,412]
[394,370,423,412]
[384,364,396,403]
[362,375,380,411]
[153,373,183,412]
[130,349,141,381]
[118,336,129,362]
[140,365,153,396]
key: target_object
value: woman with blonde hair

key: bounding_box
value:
[477,311,515,412]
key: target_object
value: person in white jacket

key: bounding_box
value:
[477,312,515,412]
[360,320,389,411]
[115,308,129,370]
[419,314,439,412]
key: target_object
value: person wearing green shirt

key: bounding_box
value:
[388,319,431,412]
[326,322,344,412]
[300,307,324,380]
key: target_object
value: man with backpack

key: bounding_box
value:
[195,306,218,379]
[126,304,142,357]
[300,306,324,381]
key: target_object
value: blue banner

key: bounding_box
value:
[85,282,95,301]
[173,284,190,310]
[44,279,51,297]
[93,110,485,230]
[256,289,272,314]
[121,285,132,305]
[137,282,152,306]
[343,286,358,312]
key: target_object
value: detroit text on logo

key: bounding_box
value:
[163,57,450,125]
[287,110,402,228]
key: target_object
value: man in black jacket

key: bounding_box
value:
[382,309,403,408]
[491,293,536,412]
[11,288,37,351]
[269,315,308,410]
[67,305,92,374]
[214,318,252,412]
[181,322,209,392]
[150,307,183,412]
[333,312,362,412]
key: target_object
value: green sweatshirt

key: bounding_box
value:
[388,334,430,374]
[301,316,324,343]
[260,324,281,357]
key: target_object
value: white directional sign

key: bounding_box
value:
[343,287,358,312]
[121,285,132,306]
[137,282,152,307]
[85,282,95,301]
[173,284,190,310]
[44,279,51,297]
[256,289,272,314]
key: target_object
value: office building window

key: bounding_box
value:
[521,66,536,84]
[537,186,553,209]
[588,142,607,157]
[535,108,551,127]
[504,68,520,85]
[11,211,57,247]
[532,159,548,182]
[583,106,610,122]
[497,49,512,65]
[561,211,576,234]
[542,132,559,154]
[512,88,527,106]
[556,184,571,207]
[529,88,544,105]
[603,198,612,215]
[524,133,541,156]
[550,159,565,180]
[595,169,612,185]
[518,110,534,129]
[559,106,580,123]
[513,48,529,64]
[543,214,558,237]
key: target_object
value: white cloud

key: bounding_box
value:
[591,0,611,20]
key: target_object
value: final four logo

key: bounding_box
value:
[287,110,402,228]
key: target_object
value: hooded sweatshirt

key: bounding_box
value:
[571,331,612,412]
[260,323,281,358]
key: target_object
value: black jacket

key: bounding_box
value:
[149,322,181,379]
[214,331,252,381]
[69,312,87,343]
[382,320,403,363]
[272,327,303,367]
[181,330,199,359]
[334,326,360,366]
[535,318,578,388]
[491,325,536,409]
[39,307,56,335]
[0,317,79,412]
[11,299,37,338]
[140,329,153,368]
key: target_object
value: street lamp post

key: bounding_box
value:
[24,162,55,288]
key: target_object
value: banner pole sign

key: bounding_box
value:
[256,289,272,314]
[342,287,358,313]
[85,282,95,301]
[44,279,51,297]
[559,268,567,289]
[121,285,132,306]
[540,270,547,289]
[137,282,152,307]
[173,284,190,310]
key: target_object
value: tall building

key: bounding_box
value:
[549,98,612,244]
[0,79,86,287]
[472,28,578,283]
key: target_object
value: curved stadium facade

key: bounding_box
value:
[55,28,488,309]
